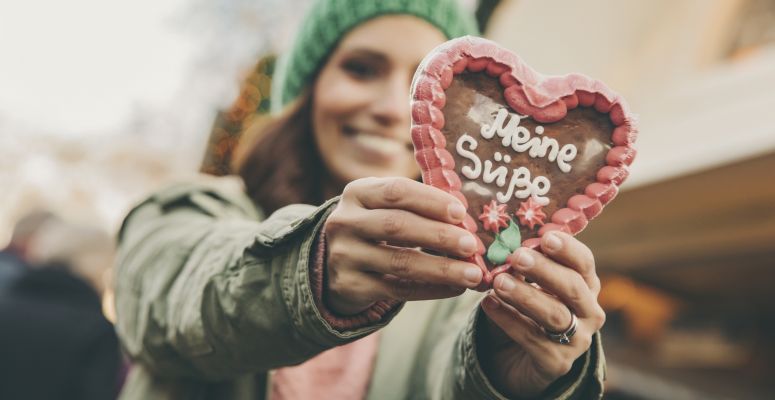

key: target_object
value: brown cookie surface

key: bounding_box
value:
[442,73,614,252]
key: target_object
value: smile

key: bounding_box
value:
[343,126,412,158]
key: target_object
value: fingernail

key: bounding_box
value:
[513,250,534,270]
[447,202,466,222]
[495,274,515,291]
[464,267,482,284]
[459,235,477,254]
[543,232,562,252]
[483,295,499,309]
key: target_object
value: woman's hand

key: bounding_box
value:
[323,177,484,315]
[478,232,606,398]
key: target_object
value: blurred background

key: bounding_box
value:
[1,0,774,398]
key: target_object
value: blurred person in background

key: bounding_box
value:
[0,210,58,292]
[0,220,121,400]
[114,0,606,399]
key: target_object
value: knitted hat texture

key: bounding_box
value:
[272,0,478,110]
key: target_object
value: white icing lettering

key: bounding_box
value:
[456,134,481,179]
[483,160,508,187]
[479,108,506,139]
[529,136,559,160]
[453,107,581,205]
[495,167,550,205]
[455,134,551,205]
[478,107,579,172]
[557,144,577,173]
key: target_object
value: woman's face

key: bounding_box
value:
[312,15,446,185]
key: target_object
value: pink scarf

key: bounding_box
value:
[270,332,380,400]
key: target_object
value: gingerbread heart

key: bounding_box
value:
[410,36,637,288]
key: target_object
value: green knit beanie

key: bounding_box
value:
[271,0,478,111]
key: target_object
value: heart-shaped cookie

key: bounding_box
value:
[410,36,637,288]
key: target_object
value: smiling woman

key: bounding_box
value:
[113,1,606,399]
[238,16,447,214]
[312,16,446,185]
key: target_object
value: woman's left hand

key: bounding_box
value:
[478,231,606,398]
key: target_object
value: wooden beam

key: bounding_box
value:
[579,152,775,302]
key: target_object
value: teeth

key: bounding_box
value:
[352,132,406,155]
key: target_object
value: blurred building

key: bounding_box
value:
[486,1,775,398]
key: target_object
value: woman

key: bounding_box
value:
[114,0,606,399]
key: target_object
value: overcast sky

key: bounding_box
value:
[0,0,199,136]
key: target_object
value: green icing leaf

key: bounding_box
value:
[486,220,523,265]
[486,236,511,265]
[500,220,522,252]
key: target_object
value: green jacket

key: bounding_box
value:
[114,176,605,399]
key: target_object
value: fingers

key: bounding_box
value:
[332,177,480,257]
[378,274,466,301]
[480,235,606,389]
[325,177,481,309]
[480,295,584,381]
[331,207,478,258]
[507,248,601,320]
[482,292,596,356]
[540,232,600,294]
[346,177,467,224]
[329,268,465,303]
[345,242,482,288]
[493,273,572,333]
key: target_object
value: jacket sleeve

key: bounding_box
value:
[415,292,605,399]
[114,179,397,380]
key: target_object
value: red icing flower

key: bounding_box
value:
[478,200,509,233]
[516,197,547,229]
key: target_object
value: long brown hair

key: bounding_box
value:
[235,92,329,214]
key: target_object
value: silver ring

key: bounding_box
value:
[544,308,577,345]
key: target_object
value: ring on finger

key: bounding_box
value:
[544,307,577,345]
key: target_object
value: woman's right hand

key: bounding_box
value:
[323,177,484,315]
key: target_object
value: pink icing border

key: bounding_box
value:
[410,36,638,285]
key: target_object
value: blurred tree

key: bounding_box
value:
[200,55,276,176]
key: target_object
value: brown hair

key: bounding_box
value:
[235,92,329,214]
